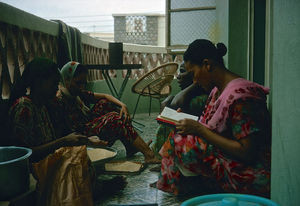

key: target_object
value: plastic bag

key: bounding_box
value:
[32,145,94,206]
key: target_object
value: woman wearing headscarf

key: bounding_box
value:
[8,58,96,205]
[9,58,89,160]
[56,61,159,164]
[154,39,271,197]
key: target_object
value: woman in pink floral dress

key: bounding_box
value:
[155,39,271,197]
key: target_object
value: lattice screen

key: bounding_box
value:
[0,22,58,99]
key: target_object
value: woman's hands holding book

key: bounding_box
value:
[176,119,206,136]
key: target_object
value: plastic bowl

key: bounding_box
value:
[181,193,279,206]
[0,146,32,200]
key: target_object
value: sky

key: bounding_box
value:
[2,0,165,33]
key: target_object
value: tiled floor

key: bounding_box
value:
[94,112,192,206]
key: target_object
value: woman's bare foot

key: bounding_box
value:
[132,136,159,163]
[144,143,161,164]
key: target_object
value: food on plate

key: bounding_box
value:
[87,148,116,162]
[105,161,143,172]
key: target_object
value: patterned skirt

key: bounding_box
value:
[156,133,270,197]
[83,99,138,147]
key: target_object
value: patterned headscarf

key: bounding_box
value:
[60,61,80,87]
[59,61,90,115]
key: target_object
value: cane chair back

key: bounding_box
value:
[131,62,179,118]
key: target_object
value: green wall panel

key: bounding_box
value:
[270,0,300,205]
[228,0,249,79]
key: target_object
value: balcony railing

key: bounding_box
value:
[0,2,183,100]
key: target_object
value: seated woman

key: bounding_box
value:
[153,62,208,156]
[160,61,207,115]
[154,39,271,197]
[9,58,91,161]
[56,61,159,163]
[9,58,126,205]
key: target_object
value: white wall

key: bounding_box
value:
[215,0,229,67]
[157,16,166,46]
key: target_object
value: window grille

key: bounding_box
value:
[126,16,147,35]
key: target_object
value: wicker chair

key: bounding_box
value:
[131,62,179,118]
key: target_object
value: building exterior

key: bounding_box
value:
[113,13,165,46]
[84,32,114,42]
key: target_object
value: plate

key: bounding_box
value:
[87,147,117,165]
[104,161,145,175]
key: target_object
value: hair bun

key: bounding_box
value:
[216,43,227,57]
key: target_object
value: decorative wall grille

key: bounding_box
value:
[126,16,147,34]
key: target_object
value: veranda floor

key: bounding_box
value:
[94,112,198,206]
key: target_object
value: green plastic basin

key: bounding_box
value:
[0,146,32,200]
